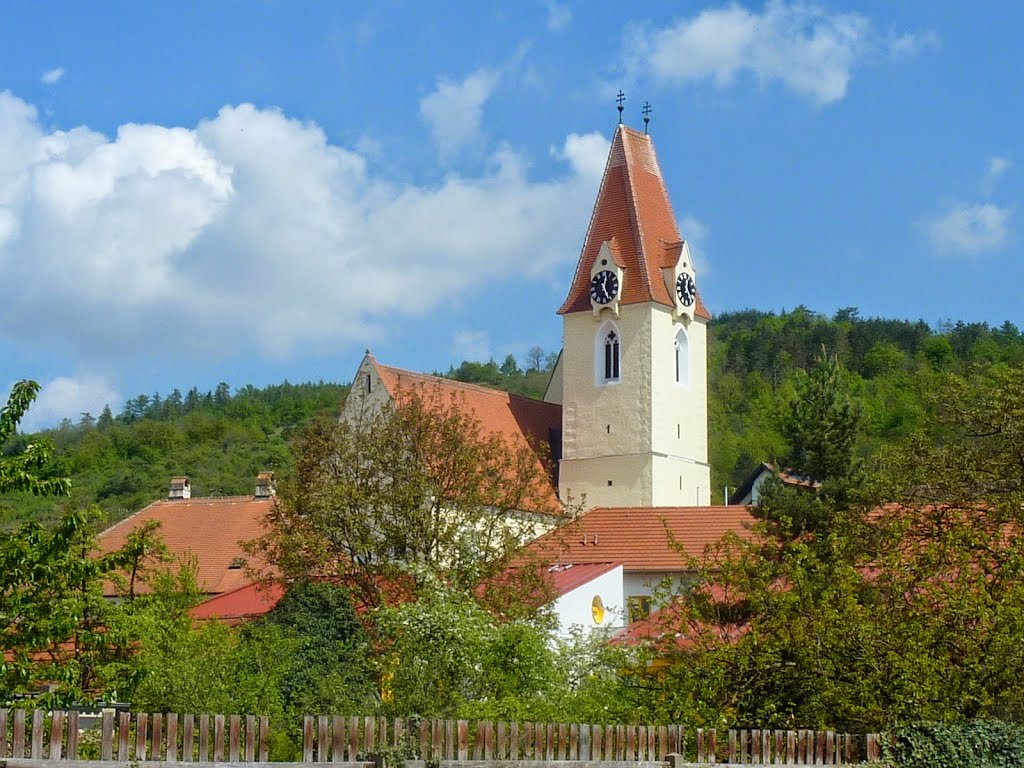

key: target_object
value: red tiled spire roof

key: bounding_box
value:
[558,125,710,319]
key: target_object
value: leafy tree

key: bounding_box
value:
[251,388,559,613]
[0,381,71,496]
[499,354,521,377]
[373,577,560,718]
[782,347,861,485]
[259,583,374,715]
[0,507,165,703]
[97,404,115,430]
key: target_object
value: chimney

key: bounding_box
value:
[255,471,276,499]
[169,476,191,500]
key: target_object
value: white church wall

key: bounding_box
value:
[551,564,625,636]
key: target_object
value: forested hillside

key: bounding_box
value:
[5,306,1024,525]
[441,307,1024,502]
[0,382,347,527]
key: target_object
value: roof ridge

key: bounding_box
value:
[557,126,620,315]
[151,494,269,504]
[378,363,558,406]
[619,127,654,300]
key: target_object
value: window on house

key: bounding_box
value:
[628,595,652,623]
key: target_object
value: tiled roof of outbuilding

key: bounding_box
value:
[527,505,756,571]
[96,495,274,596]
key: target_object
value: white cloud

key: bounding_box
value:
[887,29,939,59]
[452,330,491,362]
[419,68,500,159]
[543,1,571,31]
[0,92,603,361]
[680,214,711,276]
[983,155,1011,195]
[41,67,65,86]
[551,131,609,182]
[630,1,876,105]
[14,375,120,432]
[925,202,1011,256]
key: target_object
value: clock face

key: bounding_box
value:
[676,272,696,307]
[590,270,619,304]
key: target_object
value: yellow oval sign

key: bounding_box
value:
[592,595,605,624]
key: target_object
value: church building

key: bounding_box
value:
[96,123,753,634]
[345,123,753,636]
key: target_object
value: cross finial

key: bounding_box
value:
[616,90,625,124]
[642,101,652,134]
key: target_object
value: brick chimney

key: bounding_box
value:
[255,471,276,499]
[169,476,191,500]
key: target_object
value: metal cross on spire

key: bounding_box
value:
[643,101,652,134]
[616,90,625,124]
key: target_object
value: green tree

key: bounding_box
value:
[782,347,861,485]
[0,381,71,496]
[499,354,521,377]
[251,388,559,613]
[373,577,560,718]
[259,583,374,715]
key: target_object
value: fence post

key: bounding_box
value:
[183,714,195,762]
[100,710,114,761]
[154,713,165,761]
[49,710,64,760]
[168,714,180,762]
[259,716,270,762]
[229,715,241,762]
[68,711,80,760]
[245,715,255,762]
[303,716,314,762]
[458,720,469,761]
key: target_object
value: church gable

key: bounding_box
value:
[345,354,565,516]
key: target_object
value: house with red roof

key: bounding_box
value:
[95,474,277,602]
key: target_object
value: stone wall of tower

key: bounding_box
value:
[558,302,711,508]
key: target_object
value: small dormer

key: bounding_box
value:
[169,476,191,500]
[661,240,698,323]
[589,239,626,317]
[255,471,276,499]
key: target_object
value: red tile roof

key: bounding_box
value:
[611,599,749,649]
[96,495,275,596]
[190,581,285,625]
[527,505,756,571]
[558,125,710,320]
[373,360,564,515]
[545,561,620,596]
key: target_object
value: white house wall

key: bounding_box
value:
[551,565,624,636]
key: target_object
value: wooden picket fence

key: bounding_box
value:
[300,716,884,764]
[0,710,884,765]
[0,709,269,762]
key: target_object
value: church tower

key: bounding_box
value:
[554,125,712,508]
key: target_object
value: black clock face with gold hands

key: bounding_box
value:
[590,270,619,304]
[676,272,696,306]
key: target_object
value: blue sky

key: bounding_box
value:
[1,1,1021,428]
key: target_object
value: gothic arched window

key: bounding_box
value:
[603,329,620,383]
[675,328,690,387]
[598,323,618,385]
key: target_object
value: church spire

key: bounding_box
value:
[558,124,710,320]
